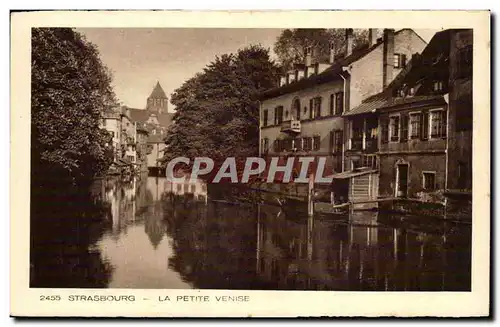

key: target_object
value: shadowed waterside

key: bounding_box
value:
[30,175,471,291]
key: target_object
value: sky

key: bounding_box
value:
[76,28,439,112]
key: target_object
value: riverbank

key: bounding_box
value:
[207,182,472,223]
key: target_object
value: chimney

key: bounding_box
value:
[382,28,395,88]
[329,42,336,64]
[345,28,354,56]
[368,28,377,46]
[304,46,312,66]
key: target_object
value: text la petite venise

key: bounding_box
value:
[159,295,250,302]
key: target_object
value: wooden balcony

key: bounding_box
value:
[348,138,378,152]
[280,120,301,134]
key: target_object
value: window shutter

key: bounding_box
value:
[329,131,334,153]
[381,118,389,144]
[317,97,322,117]
[314,136,321,151]
[335,130,343,153]
[340,92,344,114]
[400,114,408,142]
[421,111,429,140]
[330,94,334,115]
[442,110,447,138]
[401,54,407,68]
[296,138,302,151]
[309,99,314,119]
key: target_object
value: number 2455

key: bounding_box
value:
[40,295,61,301]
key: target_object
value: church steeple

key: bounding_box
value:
[146,81,168,113]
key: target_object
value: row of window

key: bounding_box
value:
[261,130,343,154]
[262,92,345,127]
[381,109,447,143]
[396,80,445,98]
[280,64,320,86]
[173,183,207,193]
[272,136,321,153]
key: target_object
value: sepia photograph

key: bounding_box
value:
[10,10,490,317]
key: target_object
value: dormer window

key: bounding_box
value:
[433,80,444,92]
[394,53,407,69]
[397,88,405,97]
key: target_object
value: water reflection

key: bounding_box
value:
[31,176,471,290]
[254,209,471,291]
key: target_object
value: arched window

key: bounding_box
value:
[292,98,301,121]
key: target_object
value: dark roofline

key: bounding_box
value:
[259,42,378,101]
[397,28,428,45]
[259,29,424,101]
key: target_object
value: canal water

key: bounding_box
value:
[30,175,471,291]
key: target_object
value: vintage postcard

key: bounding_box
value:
[10,10,490,317]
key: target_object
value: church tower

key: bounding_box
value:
[146,81,168,114]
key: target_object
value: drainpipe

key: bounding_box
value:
[257,100,262,157]
[338,69,348,172]
[443,93,449,191]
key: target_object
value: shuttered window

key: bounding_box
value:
[410,113,421,138]
[329,94,335,115]
[430,110,447,138]
[400,114,409,142]
[313,136,321,151]
[329,131,334,153]
[335,92,344,115]
[381,117,389,144]
[309,99,314,119]
[334,130,343,153]
[263,110,268,127]
[389,116,400,142]
[274,106,284,125]
[295,137,302,151]
[313,97,322,118]
[421,111,429,140]
[303,137,313,151]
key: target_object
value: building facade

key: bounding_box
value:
[259,29,426,178]
[124,81,173,173]
[101,109,122,162]
[120,107,137,164]
[446,30,473,192]
[347,29,473,199]
[259,28,426,206]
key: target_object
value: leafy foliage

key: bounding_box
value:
[274,28,373,71]
[31,28,116,189]
[164,45,279,164]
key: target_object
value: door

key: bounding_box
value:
[396,164,409,198]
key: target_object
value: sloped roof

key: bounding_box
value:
[148,81,168,99]
[259,43,376,100]
[126,107,174,127]
[342,98,387,116]
[259,29,424,101]
[344,29,454,116]
[147,132,167,144]
[329,169,378,179]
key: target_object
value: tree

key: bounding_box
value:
[163,44,279,166]
[31,28,116,190]
[274,28,373,71]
